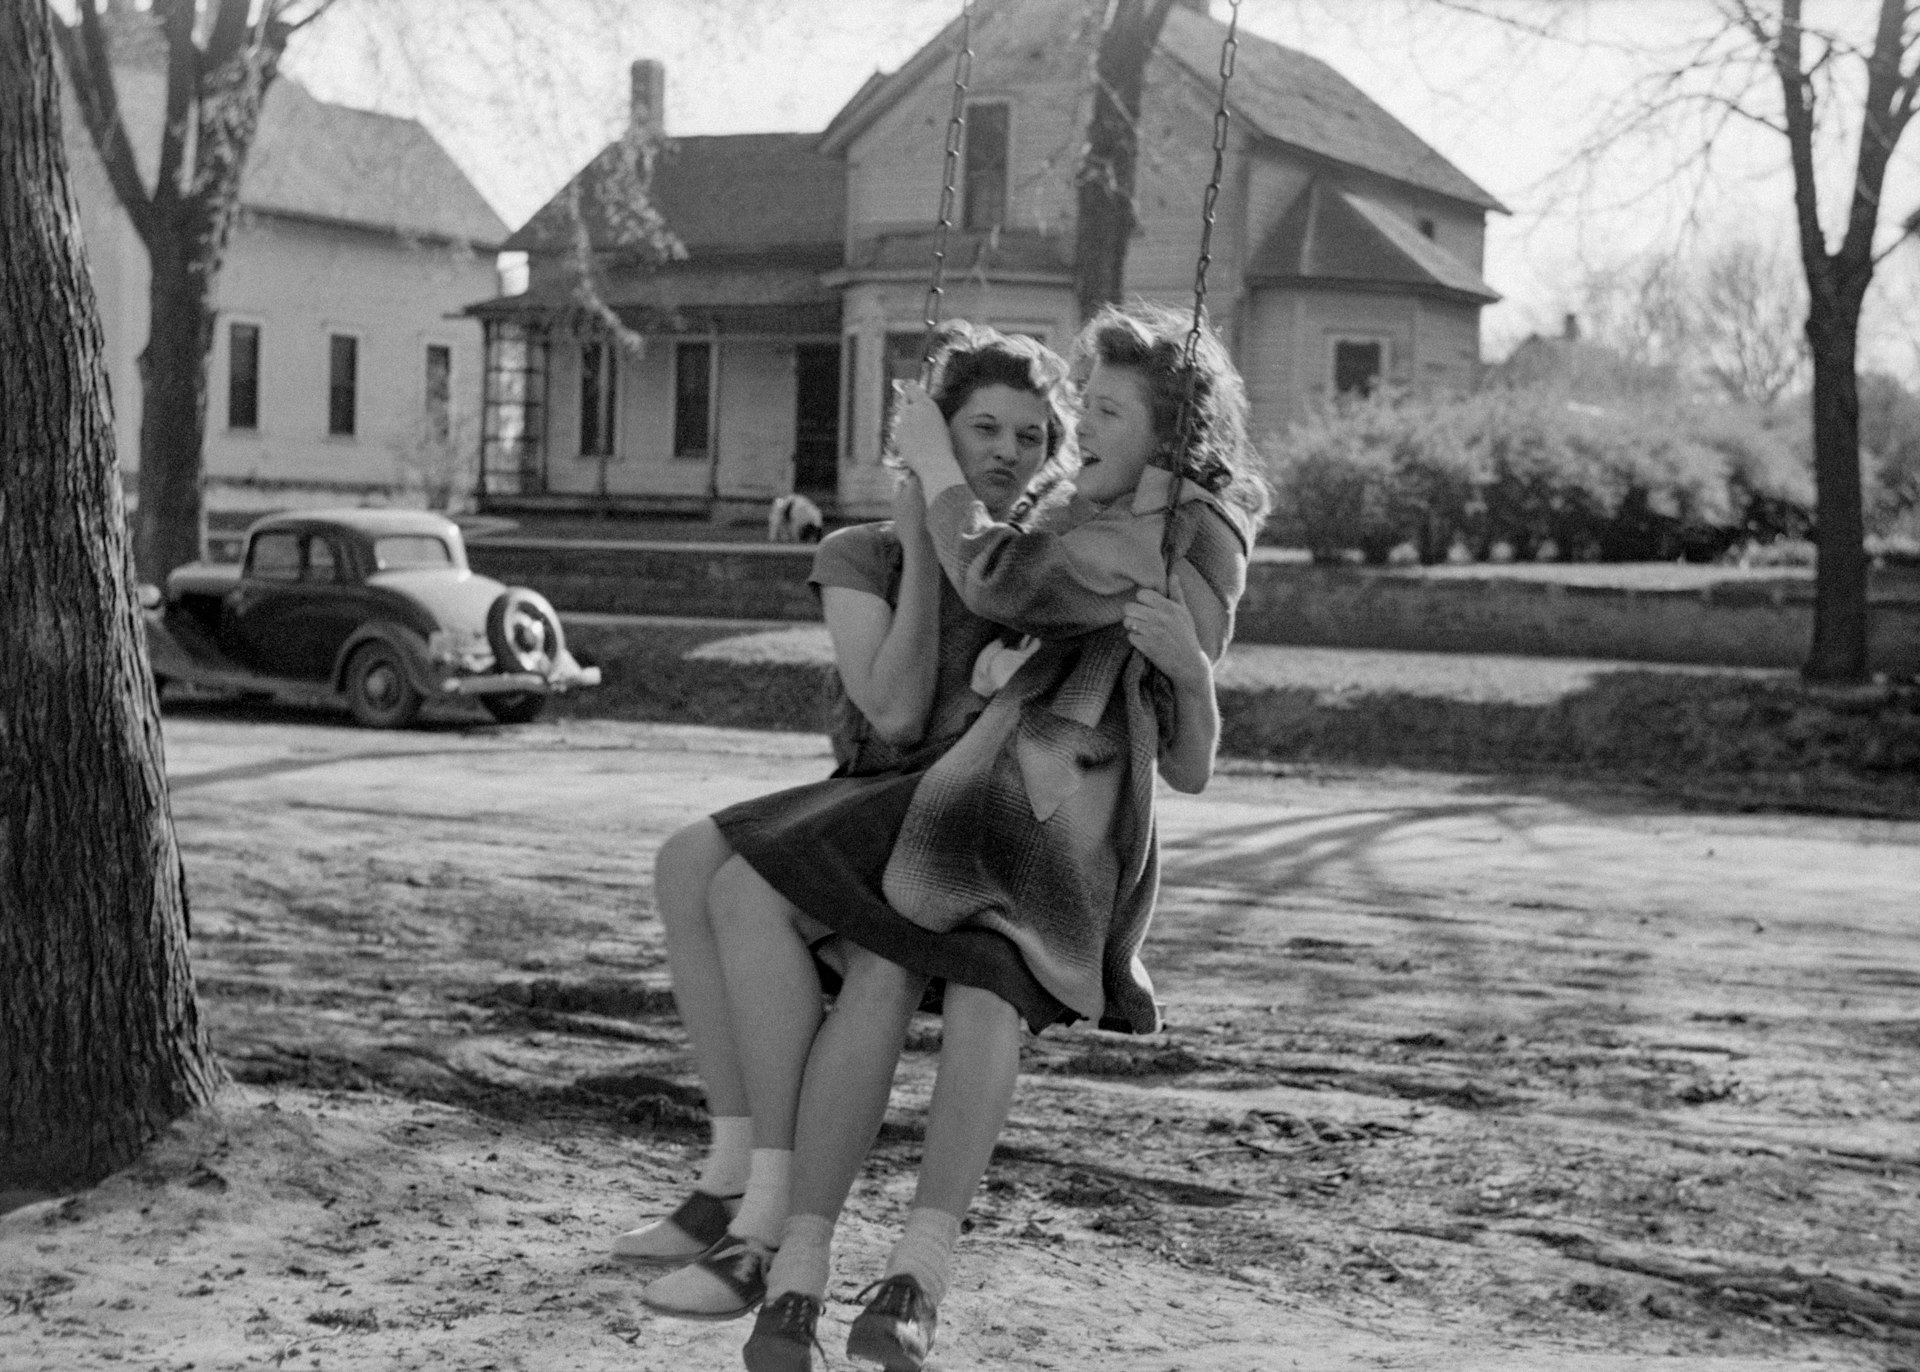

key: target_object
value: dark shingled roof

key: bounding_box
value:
[1158,5,1504,214]
[1248,179,1499,303]
[243,80,509,249]
[505,133,845,258]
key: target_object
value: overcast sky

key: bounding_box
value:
[284,0,1920,370]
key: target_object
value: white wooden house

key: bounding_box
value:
[61,14,508,540]
[470,0,1502,518]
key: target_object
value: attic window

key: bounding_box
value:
[1418,217,1437,240]
[962,101,1010,231]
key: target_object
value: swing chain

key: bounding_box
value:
[922,0,975,381]
[1183,0,1239,375]
[1166,0,1240,572]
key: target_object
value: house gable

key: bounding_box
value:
[1249,179,1497,304]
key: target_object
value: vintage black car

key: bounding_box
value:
[143,509,599,727]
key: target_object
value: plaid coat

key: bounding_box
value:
[881,467,1252,1033]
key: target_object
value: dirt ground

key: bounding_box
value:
[3,707,1918,1372]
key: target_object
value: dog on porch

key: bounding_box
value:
[768,492,824,543]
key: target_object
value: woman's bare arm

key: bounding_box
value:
[821,475,942,745]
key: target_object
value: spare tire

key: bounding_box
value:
[486,588,563,675]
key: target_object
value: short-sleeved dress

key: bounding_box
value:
[711,521,1074,1030]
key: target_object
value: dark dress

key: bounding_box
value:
[711,522,1075,1031]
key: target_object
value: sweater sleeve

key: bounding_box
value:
[925,483,1169,639]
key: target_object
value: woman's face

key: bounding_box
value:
[948,383,1052,517]
[1074,361,1158,505]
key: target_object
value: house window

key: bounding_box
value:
[228,322,259,430]
[674,342,712,458]
[425,344,452,445]
[962,101,1009,231]
[880,331,925,454]
[328,334,358,437]
[579,340,617,457]
[1332,338,1386,398]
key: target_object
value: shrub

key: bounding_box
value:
[1269,384,1816,564]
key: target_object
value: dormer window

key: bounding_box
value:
[962,101,1010,231]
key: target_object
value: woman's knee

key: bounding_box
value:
[837,944,929,1015]
[941,982,1021,1037]
[653,819,730,932]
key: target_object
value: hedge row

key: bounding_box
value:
[1265,389,1813,564]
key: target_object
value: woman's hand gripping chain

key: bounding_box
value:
[1123,576,1211,692]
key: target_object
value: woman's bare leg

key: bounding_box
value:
[614,819,752,1259]
[656,819,748,1118]
[766,946,928,1303]
[891,984,1021,1301]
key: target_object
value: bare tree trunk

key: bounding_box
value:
[0,0,221,1194]
[55,0,295,582]
[1074,0,1175,322]
[1803,301,1870,681]
[135,228,218,578]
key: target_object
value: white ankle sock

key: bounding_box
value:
[696,1115,753,1196]
[883,1207,962,1309]
[728,1148,791,1247]
[765,1213,834,1301]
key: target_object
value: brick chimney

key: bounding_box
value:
[630,59,665,140]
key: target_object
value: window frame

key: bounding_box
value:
[327,331,360,438]
[961,99,1011,232]
[579,339,618,459]
[672,340,713,459]
[424,342,453,446]
[227,319,261,431]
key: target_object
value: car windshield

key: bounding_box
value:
[373,535,452,570]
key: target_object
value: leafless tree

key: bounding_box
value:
[2,0,221,1195]
[1075,0,1178,321]
[1697,238,1809,406]
[53,0,338,582]
[1429,0,1920,682]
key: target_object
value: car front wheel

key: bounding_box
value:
[481,692,545,725]
[345,641,422,729]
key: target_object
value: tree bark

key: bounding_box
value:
[1074,0,1176,322]
[0,0,221,1194]
[1803,298,1871,681]
[55,0,289,582]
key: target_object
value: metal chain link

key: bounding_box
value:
[921,0,975,382]
[1166,0,1241,572]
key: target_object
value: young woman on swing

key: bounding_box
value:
[723,302,1271,1372]
[612,324,1073,1283]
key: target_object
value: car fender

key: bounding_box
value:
[332,623,437,697]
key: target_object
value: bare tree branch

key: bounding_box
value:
[56,0,154,240]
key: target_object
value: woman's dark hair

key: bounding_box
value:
[1071,301,1272,524]
[889,322,1076,521]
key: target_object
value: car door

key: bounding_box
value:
[225,529,304,675]
[229,530,356,680]
[289,534,364,679]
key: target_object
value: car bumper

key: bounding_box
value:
[436,652,601,697]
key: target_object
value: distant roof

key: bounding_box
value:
[822,0,1504,215]
[505,133,844,259]
[243,81,509,249]
[1248,179,1499,303]
[1158,7,1505,214]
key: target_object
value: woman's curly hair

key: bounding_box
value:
[888,322,1078,521]
[1071,301,1272,526]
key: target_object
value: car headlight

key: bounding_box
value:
[427,629,494,672]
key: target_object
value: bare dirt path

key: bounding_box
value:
[3,712,1916,1371]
